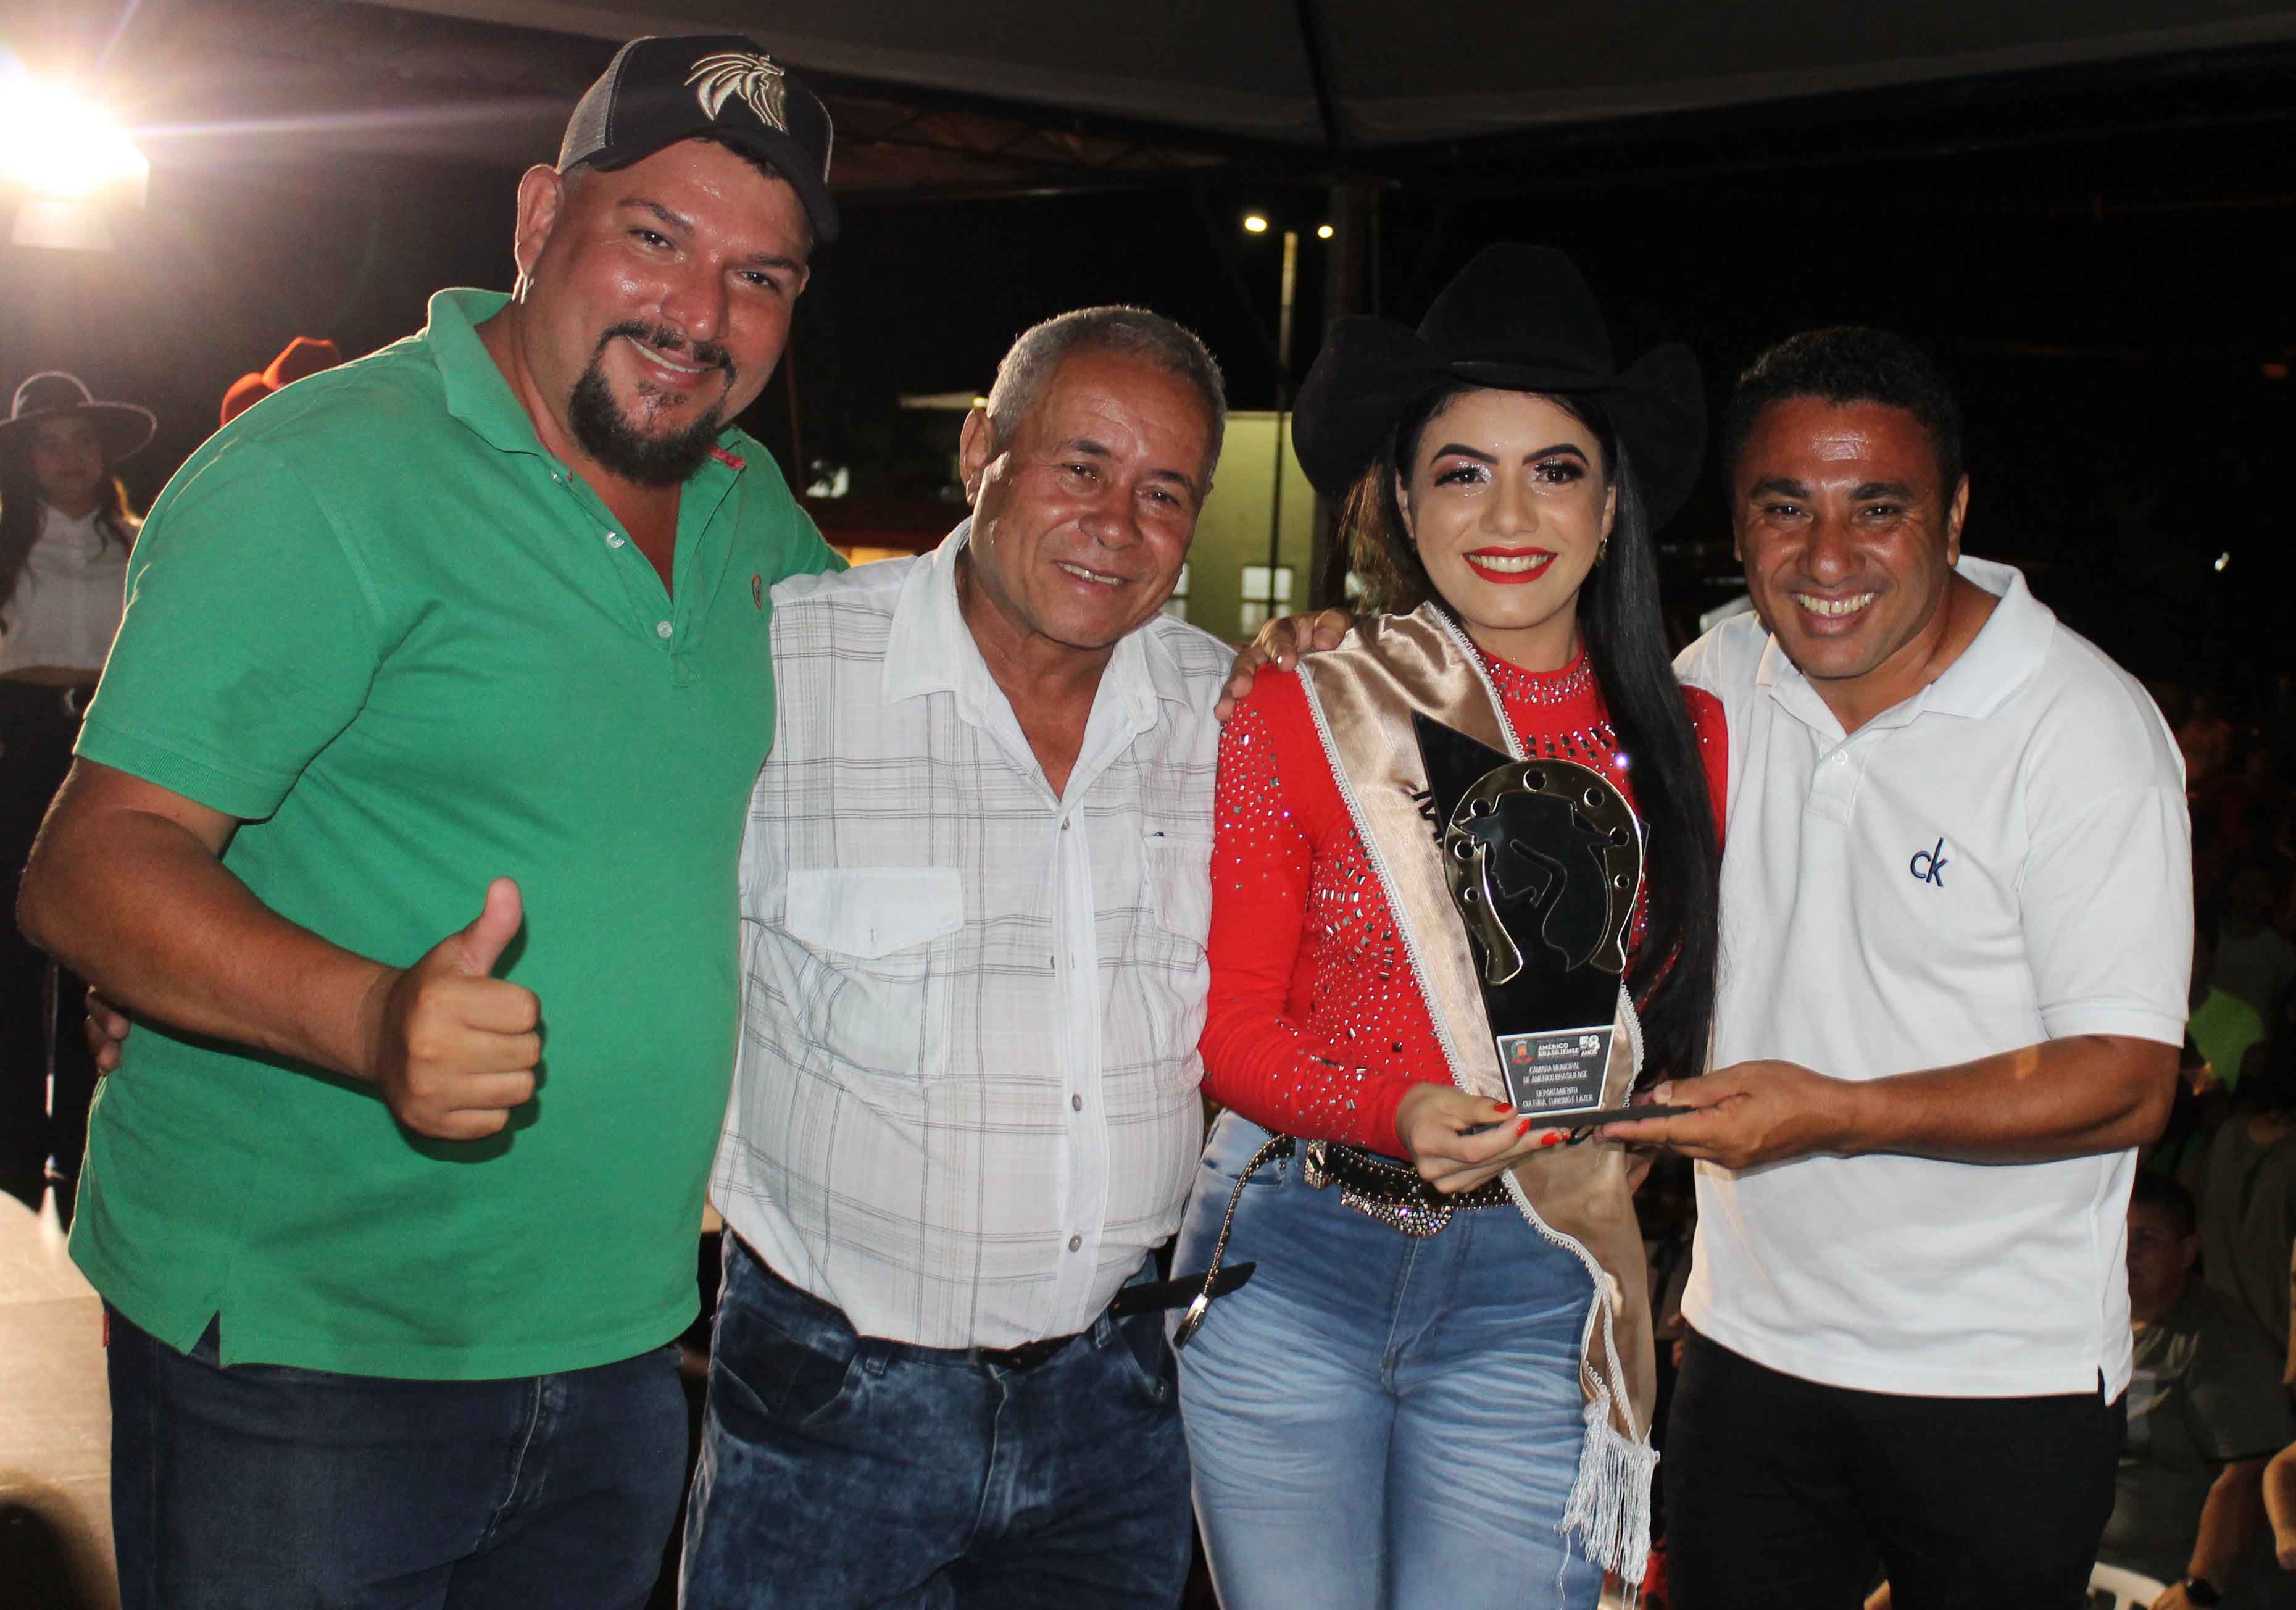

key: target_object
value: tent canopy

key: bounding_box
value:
[46,0,2296,201]
[368,0,2296,149]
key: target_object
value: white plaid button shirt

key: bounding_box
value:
[711,523,1228,1348]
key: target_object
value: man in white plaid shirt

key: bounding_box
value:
[681,307,1235,1608]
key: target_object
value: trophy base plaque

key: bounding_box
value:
[1495,1024,1615,1117]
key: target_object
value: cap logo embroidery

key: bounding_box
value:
[687,51,789,134]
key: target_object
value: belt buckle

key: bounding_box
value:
[1341,1184,1454,1239]
[1314,1140,1458,1239]
[1302,1139,1331,1190]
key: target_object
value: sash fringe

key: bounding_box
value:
[1560,1391,1658,1604]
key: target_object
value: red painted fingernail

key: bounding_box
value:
[1542,1132,1565,1148]
[1493,1101,1515,1114]
[1516,1118,1533,1137]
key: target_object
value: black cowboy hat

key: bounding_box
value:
[0,371,157,462]
[1291,245,1704,528]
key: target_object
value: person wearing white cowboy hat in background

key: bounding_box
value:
[0,369,155,1217]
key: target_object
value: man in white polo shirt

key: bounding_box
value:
[1609,328,2190,1609]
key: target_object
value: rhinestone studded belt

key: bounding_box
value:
[1174,1132,1514,1349]
[1300,1138,1515,1235]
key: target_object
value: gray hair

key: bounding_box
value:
[984,306,1227,475]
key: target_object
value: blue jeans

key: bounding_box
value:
[1173,1112,1602,1610]
[680,1236,1192,1609]
[106,1308,687,1610]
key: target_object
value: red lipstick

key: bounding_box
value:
[1460,546,1555,586]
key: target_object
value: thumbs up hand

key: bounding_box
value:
[360,878,543,1140]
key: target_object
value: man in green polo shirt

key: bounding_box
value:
[17,35,842,1609]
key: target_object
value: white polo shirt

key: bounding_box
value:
[1676,557,2189,1399]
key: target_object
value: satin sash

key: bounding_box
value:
[1296,604,1658,1588]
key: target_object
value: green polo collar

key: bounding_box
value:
[425,289,544,457]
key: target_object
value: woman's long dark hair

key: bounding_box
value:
[0,439,139,631]
[1344,382,1720,1085]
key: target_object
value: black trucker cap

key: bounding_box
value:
[557,35,839,244]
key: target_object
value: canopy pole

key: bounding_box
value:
[1310,176,1376,608]
[1289,0,1347,154]
[1263,227,1300,634]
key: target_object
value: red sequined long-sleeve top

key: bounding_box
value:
[1200,646,1728,1157]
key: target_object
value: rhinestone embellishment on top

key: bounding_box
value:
[1204,644,1676,1154]
[1479,646,1596,706]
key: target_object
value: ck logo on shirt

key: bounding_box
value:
[1908,837,1949,888]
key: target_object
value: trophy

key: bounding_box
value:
[1412,713,1674,1127]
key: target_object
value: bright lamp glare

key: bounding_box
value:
[2215,551,2232,573]
[0,80,149,200]
[1317,223,1334,239]
[1242,214,1269,234]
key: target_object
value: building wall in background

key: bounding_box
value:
[1183,411,1318,646]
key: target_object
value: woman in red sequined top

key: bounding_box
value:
[1171,247,1725,1608]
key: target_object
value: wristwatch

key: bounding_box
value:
[2182,1574,2222,1606]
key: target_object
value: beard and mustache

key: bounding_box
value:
[567,323,737,486]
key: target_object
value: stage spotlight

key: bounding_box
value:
[0,78,148,201]
[2,77,149,250]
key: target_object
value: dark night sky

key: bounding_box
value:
[9,73,2294,699]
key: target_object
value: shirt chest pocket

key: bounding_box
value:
[781,867,963,1078]
[1141,828,1212,950]
[1136,828,1213,1067]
